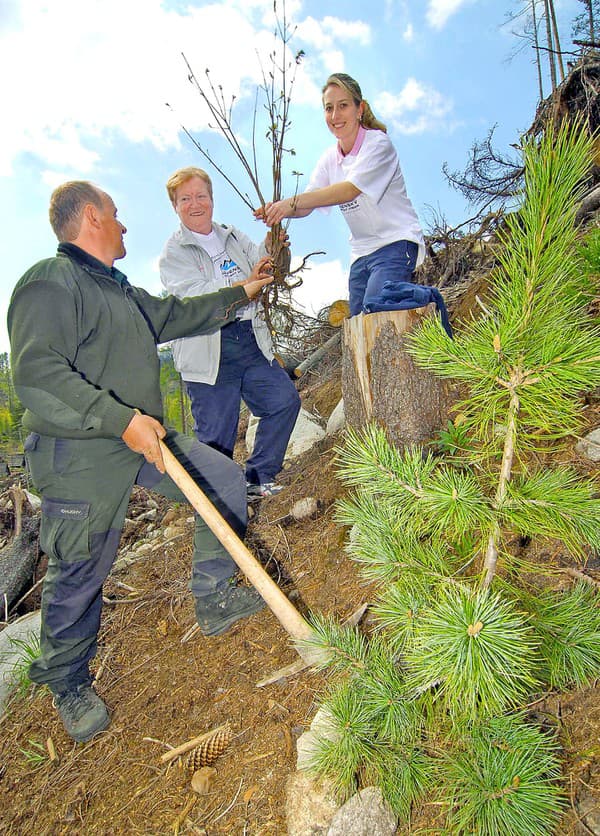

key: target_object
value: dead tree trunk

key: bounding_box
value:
[544,0,558,91]
[341,308,453,447]
[532,0,545,101]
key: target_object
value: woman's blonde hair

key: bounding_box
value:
[166,167,213,205]
[322,73,387,133]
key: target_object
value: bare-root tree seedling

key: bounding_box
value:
[170,0,323,336]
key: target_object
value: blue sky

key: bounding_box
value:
[0,0,581,354]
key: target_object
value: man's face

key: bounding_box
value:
[98,193,127,261]
[173,176,214,234]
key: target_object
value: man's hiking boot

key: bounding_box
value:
[246,481,283,500]
[52,682,110,743]
[195,579,265,636]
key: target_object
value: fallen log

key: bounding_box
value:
[0,487,40,612]
[293,332,341,378]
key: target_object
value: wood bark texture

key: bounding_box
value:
[341,307,452,447]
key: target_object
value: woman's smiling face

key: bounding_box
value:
[173,176,214,234]
[323,84,363,152]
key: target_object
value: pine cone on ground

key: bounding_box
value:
[185,724,233,772]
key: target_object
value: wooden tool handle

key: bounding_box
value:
[159,440,314,645]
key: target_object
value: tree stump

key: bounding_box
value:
[341,307,452,447]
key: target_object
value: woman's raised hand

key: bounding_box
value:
[266,198,295,225]
[255,200,294,226]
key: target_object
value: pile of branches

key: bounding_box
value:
[271,302,341,376]
[418,212,502,292]
[429,54,600,315]
[529,50,600,145]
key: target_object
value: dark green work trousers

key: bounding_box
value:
[24,430,246,691]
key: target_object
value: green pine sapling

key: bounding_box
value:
[300,120,600,833]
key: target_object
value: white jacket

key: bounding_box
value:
[159,223,274,384]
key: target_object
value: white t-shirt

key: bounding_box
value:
[190,229,253,320]
[306,128,425,265]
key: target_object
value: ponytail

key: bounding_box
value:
[361,100,387,133]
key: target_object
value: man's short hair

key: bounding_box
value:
[166,167,213,205]
[49,181,104,242]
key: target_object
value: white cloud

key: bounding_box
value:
[403,23,415,42]
[226,0,303,26]
[291,257,348,317]
[41,170,77,189]
[144,257,164,297]
[375,78,453,135]
[0,0,376,180]
[0,0,340,178]
[296,15,371,50]
[426,0,473,30]
[294,15,370,84]
[320,50,346,74]
[321,17,371,46]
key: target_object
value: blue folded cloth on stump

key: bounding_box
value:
[364,281,453,338]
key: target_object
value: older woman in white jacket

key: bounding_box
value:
[160,166,300,499]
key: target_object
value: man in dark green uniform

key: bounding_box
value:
[8,181,274,743]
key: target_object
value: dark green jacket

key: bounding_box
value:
[8,243,247,439]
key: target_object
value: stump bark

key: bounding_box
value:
[341,307,452,447]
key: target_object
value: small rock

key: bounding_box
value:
[326,399,345,436]
[161,507,180,526]
[327,787,397,836]
[23,490,42,510]
[247,408,325,462]
[163,525,184,540]
[0,610,42,719]
[112,554,136,573]
[191,766,217,795]
[297,707,340,771]
[577,795,600,834]
[291,497,318,521]
[134,508,157,522]
[576,428,600,462]
[285,771,339,836]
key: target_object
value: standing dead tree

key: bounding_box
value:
[572,0,600,48]
[504,1,568,101]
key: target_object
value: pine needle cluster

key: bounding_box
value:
[441,714,564,835]
[304,119,600,833]
[405,586,540,718]
[527,581,600,688]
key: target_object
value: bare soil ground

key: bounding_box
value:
[0,374,599,835]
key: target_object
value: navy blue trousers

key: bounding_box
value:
[186,320,300,485]
[348,240,419,316]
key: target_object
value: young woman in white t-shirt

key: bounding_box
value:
[261,73,425,316]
